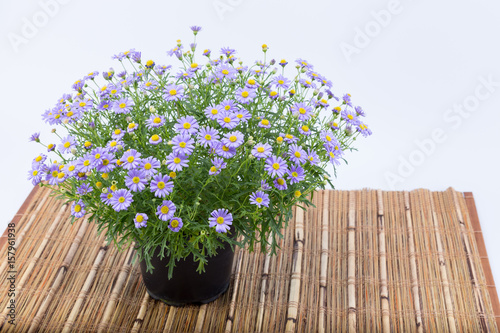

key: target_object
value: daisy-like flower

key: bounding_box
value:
[166,152,189,172]
[217,111,239,129]
[45,164,61,185]
[120,149,142,170]
[265,155,288,178]
[220,100,237,112]
[77,183,93,195]
[175,116,199,135]
[279,59,288,67]
[84,71,99,80]
[197,126,220,148]
[29,132,40,142]
[220,47,236,57]
[274,177,288,190]
[252,143,272,159]
[288,144,307,164]
[298,124,311,136]
[209,157,227,175]
[168,217,183,232]
[32,153,47,167]
[125,169,148,192]
[234,108,251,122]
[306,149,320,166]
[222,131,244,148]
[299,78,315,89]
[156,200,176,221]
[47,143,56,152]
[76,153,94,173]
[58,135,77,154]
[258,118,271,129]
[97,100,112,112]
[249,191,270,208]
[139,157,161,177]
[146,114,165,129]
[110,189,133,212]
[163,84,185,102]
[154,64,171,75]
[341,109,360,126]
[209,208,233,233]
[326,146,342,166]
[272,75,291,90]
[291,102,313,121]
[134,213,148,228]
[127,122,138,133]
[288,164,305,184]
[149,134,163,145]
[71,200,86,218]
[100,191,114,205]
[317,74,333,88]
[296,58,314,70]
[112,128,125,140]
[96,153,117,173]
[342,94,353,107]
[216,64,237,80]
[215,143,237,159]
[260,180,271,191]
[113,98,134,114]
[204,105,222,120]
[355,105,366,117]
[234,87,256,104]
[245,78,259,89]
[90,147,108,167]
[28,167,44,185]
[141,79,159,91]
[150,173,174,198]
[357,123,372,137]
[172,134,195,155]
[281,133,298,144]
[202,49,211,57]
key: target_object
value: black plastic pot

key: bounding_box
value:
[138,239,236,306]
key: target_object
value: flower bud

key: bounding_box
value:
[51,128,57,133]
[167,140,173,145]
[117,145,123,150]
[85,171,92,176]
[111,180,117,185]
[70,148,77,154]
[270,59,276,65]
[63,119,69,124]
[149,106,156,113]
[313,89,319,96]
[126,116,132,122]
[162,160,167,165]
[102,188,108,193]
[324,175,330,180]
[301,68,306,73]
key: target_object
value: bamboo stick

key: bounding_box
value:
[28,217,89,332]
[225,250,243,333]
[347,191,357,333]
[97,245,136,333]
[285,204,305,333]
[428,191,457,333]
[130,291,151,333]
[450,189,490,332]
[163,307,177,333]
[318,191,329,333]
[194,304,208,333]
[61,240,110,332]
[377,190,390,333]
[255,234,274,333]
[404,191,424,333]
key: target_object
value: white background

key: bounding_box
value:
[1,0,499,286]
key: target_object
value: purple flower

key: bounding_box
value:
[220,47,236,57]
[279,59,288,67]
[98,100,112,112]
[234,108,251,122]
[197,126,220,148]
[71,200,86,218]
[204,105,222,120]
[217,111,239,129]
[272,75,291,89]
[166,153,189,172]
[112,128,125,140]
[265,155,288,178]
[90,147,108,167]
[149,134,163,145]
[77,183,93,195]
[59,135,77,154]
[234,87,256,104]
[216,64,237,80]
[250,191,270,208]
[168,217,183,232]
[45,164,61,185]
[291,102,313,121]
[209,157,227,175]
[356,123,372,137]
[127,122,138,133]
[288,165,305,184]
[139,157,161,177]
[125,169,148,192]
[28,167,44,186]
[146,114,165,129]
[281,133,298,144]
[84,71,99,80]
[150,173,174,198]
[274,177,288,190]
[342,94,352,107]
[134,213,148,228]
[252,143,272,159]
[142,79,159,91]
[156,200,176,221]
[258,118,271,129]
[96,153,116,173]
[113,98,134,114]
[76,153,94,173]
[296,58,314,70]
[288,144,307,164]
[299,78,315,89]
[260,180,271,191]
[299,124,311,136]
[355,105,366,117]
[29,132,40,142]
[32,154,47,168]
[342,109,360,126]
[175,116,199,135]
[220,100,237,112]
[120,149,142,170]
[110,189,133,212]
[163,84,185,102]
[209,208,233,233]
[215,143,237,159]
[100,191,114,205]
[172,134,195,155]
[155,64,171,75]
[326,146,341,166]
[306,149,320,166]
[222,131,244,148]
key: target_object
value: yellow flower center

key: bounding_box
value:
[222,145,230,152]
[261,119,269,126]
[146,82,152,87]
[294,152,301,158]
[301,125,309,132]
[169,89,177,96]
[79,101,86,107]
[292,172,298,177]
[128,123,135,129]
[107,193,113,199]
[101,86,107,92]
[329,152,335,158]
[68,165,75,171]
[136,215,144,222]
[333,122,338,127]
[248,79,256,85]
[270,91,278,97]
[216,217,224,224]
[35,156,42,162]
[32,170,38,176]
[116,160,122,166]
[118,197,125,203]
[110,141,117,147]
[256,197,263,203]
[229,135,237,142]
[130,177,139,184]
[257,147,265,153]
[360,124,367,130]
[127,156,135,163]
[161,206,169,214]
[157,181,165,189]
[335,145,339,151]
[326,135,332,142]
[153,117,161,124]
[179,142,186,148]
[174,157,181,164]
[144,163,152,170]
[67,111,73,117]
[321,99,327,104]
[169,171,176,178]
[119,103,126,109]
[299,108,306,114]
[224,117,231,123]
[114,129,121,135]
[51,170,58,177]
[241,91,249,98]
[347,114,354,120]
[96,182,102,188]
[183,122,191,129]
[64,142,71,148]
[110,184,117,192]
[151,135,160,142]
[211,108,218,115]
[224,105,231,111]
[277,136,283,143]
[103,159,109,165]
[334,106,341,112]
[277,178,285,185]
[171,219,179,228]
[204,134,212,141]
[83,160,90,166]
[210,166,217,172]
[74,205,81,213]
[272,163,280,170]
[190,62,198,69]
[294,191,301,198]
[222,69,229,75]
[285,134,293,139]
[278,80,284,85]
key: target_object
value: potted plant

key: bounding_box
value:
[27,26,371,305]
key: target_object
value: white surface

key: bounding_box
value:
[1,0,499,287]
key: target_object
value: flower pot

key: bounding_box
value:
[138,240,236,306]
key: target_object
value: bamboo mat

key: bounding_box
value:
[0,186,499,332]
